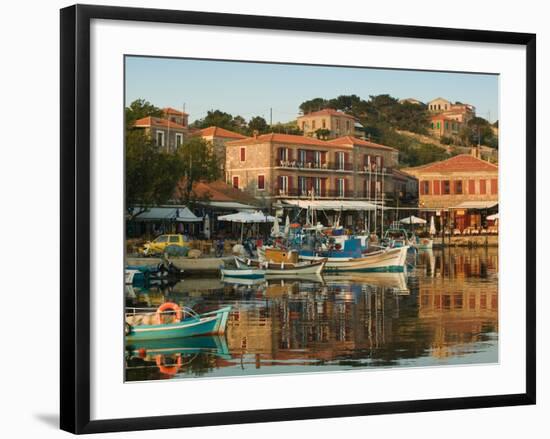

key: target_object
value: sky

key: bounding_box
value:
[125,56,499,124]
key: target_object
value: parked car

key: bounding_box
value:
[141,234,189,256]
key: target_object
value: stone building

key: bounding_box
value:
[162,107,189,127]
[296,108,358,138]
[197,126,248,175]
[427,97,476,124]
[403,151,498,231]
[133,116,188,152]
[224,132,401,205]
[428,114,463,139]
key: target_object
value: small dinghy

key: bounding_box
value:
[220,267,266,279]
[235,256,326,276]
[125,303,231,341]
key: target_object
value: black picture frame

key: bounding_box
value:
[60,4,536,434]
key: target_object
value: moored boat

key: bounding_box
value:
[220,267,266,279]
[125,303,231,341]
[299,245,409,272]
[235,256,326,275]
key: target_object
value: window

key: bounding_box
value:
[336,119,340,129]
[335,152,345,170]
[169,236,179,243]
[314,177,321,196]
[421,180,430,195]
[299,149,306,164]
[175,133,183,148]
[240,147,246,162]
[322,119,326,129]
[480,179,487,194]
[468,179,476,194]
[436,122,440,129]
[445,121,449,130]
[279,176,289,194]
[431,122,434,129]
[312,120,316,129]
[156,130,165,147]
[454,180,463,194]
[337,178,345,197]
[154,235,168,243]
[258,175,265,190]
[298,176,307,195]
[346,120,350,131]
[232,176,239,189]
[433,180,441,195]
[490,178,498,194]
[442,180,450,194]
[314,150,321,167]
[278,147,288,162]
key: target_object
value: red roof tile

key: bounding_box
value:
[297,108,356,120]
[226,133,334,147]
[134,116,187,130]
[406,154,498,174]
[162,107,188,116]
[327,136,397,152]
[198,126,248,139]
[177,180,259,204]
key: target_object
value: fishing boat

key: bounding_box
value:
[382,227,418,250]
[299,239,409,272]
[235,256,326,275]
[125,268,144,285]
[220,267,266,279]
[125,303,231,341]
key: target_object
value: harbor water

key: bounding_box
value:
[125,247,498,382]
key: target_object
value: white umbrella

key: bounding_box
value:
[218,210,277,242]
[203,214,210,239]
[271,216,280,236]
[487,213,499,221]
[399,215,427,225]
[429,216,436,236]
[284,215,290,236]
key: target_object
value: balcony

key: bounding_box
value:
[275,188,354,198]
[356,165,390,175]
[276,159,353,172]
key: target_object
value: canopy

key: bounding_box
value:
[217,210,277,223]
[130,206,202,222]
[199,201,258,211]
[451,201,498,210]
[487,213,499,220]
[399,215,427,225]
[282,199,377,211]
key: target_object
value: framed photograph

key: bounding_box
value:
[60,4,536,434]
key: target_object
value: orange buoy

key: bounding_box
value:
[156,302,182,324]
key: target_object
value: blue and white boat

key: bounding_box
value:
[299,238,409,272]
[220,267,266,279]
[125,303,231,341]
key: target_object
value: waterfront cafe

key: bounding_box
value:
[448,201,498,234]
[126,206,202,238]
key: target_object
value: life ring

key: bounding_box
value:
[156,302,182,324]
[155,354,182,376]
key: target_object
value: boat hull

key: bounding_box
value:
[299,246,408,272]
[235,256,326,275]
[126,306,231,341]
[221,268,266,279]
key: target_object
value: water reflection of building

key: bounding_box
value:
[416,248,498,359]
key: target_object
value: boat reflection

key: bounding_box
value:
[125,247,498,379]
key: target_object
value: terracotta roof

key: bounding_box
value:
[162,107,188,116]
[134,116,187,130]
[226,133,333,147]
[182,180,259,204]
[327,136,397,152]
[198,126,248,139]
[297,108,356,120]
[405,154,498,174]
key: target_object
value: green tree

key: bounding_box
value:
[315,128,331,140]
[125,129,182,218]
[248,116,269,134]
[299,98,329,114]
[175,137,221,204]
[125,99,163,126]
[193,110,244,132]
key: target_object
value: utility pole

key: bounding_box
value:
[270,107,273,127]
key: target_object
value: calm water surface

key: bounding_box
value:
[125,247,498,381]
